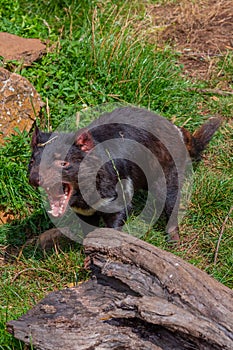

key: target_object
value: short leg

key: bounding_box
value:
[164,185,180,243]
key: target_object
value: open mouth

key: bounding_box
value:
[45,182,72,217]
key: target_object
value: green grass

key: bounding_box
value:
[0,130,39,215]
[0,0,233,348]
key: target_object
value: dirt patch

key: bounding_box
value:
[145,0,233,79]
[0,210,15,225]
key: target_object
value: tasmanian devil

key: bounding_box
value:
[29,107,221,242]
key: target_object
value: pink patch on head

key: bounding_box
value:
[76,131,94,152]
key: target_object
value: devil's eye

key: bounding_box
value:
[54,160,70,168]
[60,161,69,167]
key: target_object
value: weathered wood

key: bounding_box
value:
[7,228,233,349]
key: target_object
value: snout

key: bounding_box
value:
[29,171,43,187]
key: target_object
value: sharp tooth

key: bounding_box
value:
[48,210,54,214]
[47,187,50,191]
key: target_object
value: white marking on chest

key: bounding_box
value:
[72,197,115,216]
[72,178,133,216]
[124,177,134,200]
[72,206,96,216]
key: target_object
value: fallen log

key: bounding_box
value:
[7,228,233,349]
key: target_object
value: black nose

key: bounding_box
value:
[29,173,43,187]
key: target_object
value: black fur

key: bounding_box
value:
[29,107,221,241]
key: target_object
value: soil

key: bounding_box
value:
[145,0,233,79]
[0,207,15,225]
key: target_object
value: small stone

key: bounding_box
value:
[0,32,46,66]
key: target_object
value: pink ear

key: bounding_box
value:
[76,130,94,152]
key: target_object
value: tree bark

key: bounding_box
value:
[7,228,233,350]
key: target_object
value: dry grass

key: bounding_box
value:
[147,0,233,52]
[136,0,233,79]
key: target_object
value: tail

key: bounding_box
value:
[181,117,222,161]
